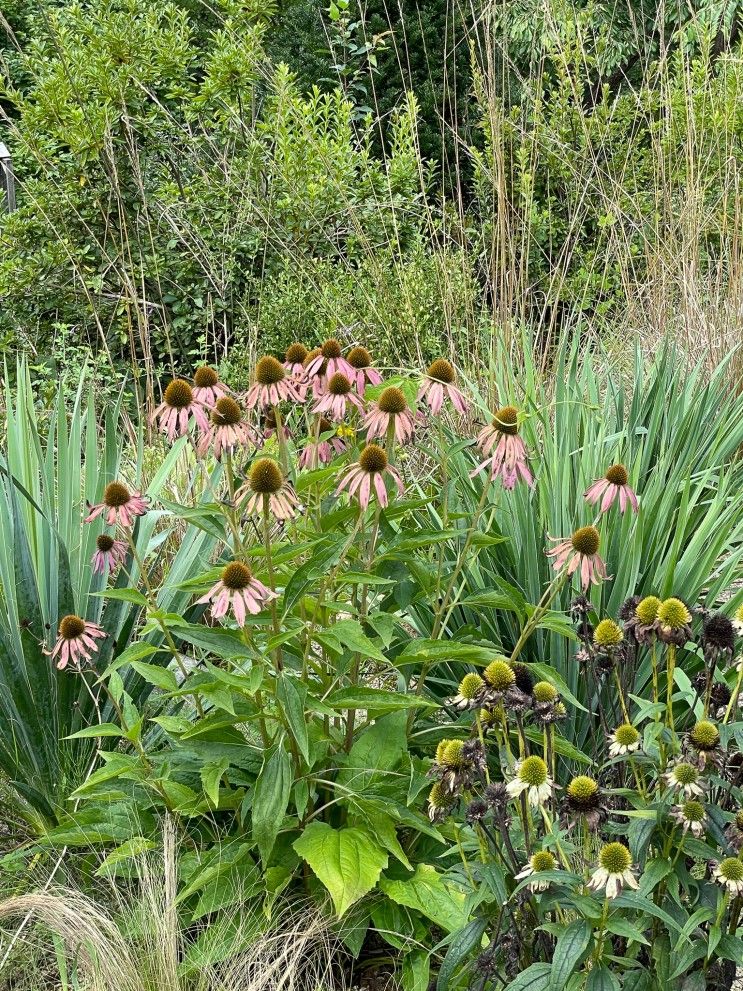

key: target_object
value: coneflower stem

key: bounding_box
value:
[262,494,283,671]
[724,665,743,724]
[272,406,289,476]
[666,645,676,729]
[613,668,630,722]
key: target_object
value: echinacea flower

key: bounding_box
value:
[594,619,624,649]
[514,850,557,891]
[428,781,454,822]
[91,534,128,575]
[451,672,485,709]
[588,842,638,899]
[153,378,210,442]
[656,597,693,646]
[417,359,468,415]
[687,719,720,767]
[478,659,516,706]
[671,799,707,837]
[196,397,255,460]
[299,418,348,469]
[363,387,416,445]
[624,595,662,643]
[284,342,309,400]
[304,338,354,382]
[347,345,382,395]
[312,373,364,421]
[584,463,639,514]
[197,561,277,625]
[564,775,607,831]
[712,857,743,895]
[470,406,533,490]
[546,526,608,591]
[302,348,327,398]
[701,613,735,664]
[46,614,106,670]
[663,761,706,798]
[245,356,299,409]
[335,443,404,510]
[506,755,552,807]
[236,457,299,520]
[85,482,149,528]
[192,366,230,407]
[608,723,641,757]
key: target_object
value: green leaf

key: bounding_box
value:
[379,865,468,933]
[96,587,148,605]
[324,686,438,713]
[316,619,386,663]
[638,857,671,896]
[200,757,230,807]
[277,676,309,765]
[402,950,430,991]
[65,723,124,739]
[503,963,552,991]
[94,836,158,876]
[130,660,178,692]
[436,918,487,991]
[293,822,388,918]
[585,964,619,991]
[605,917,650,946]
[252,744,292,865]
[549,919,591,991]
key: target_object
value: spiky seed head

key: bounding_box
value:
[672,762,699,785]
[531,851,556,872]
[428,782,449,809]
[435,739,450,763]
[572,526,600,556]
[614,723,640,747]
[567,775,599,804]
[553,701,567,718]
[492,405,518,435]
[359,444,388,473]
[704,614,735,651]
[532,681,558,703]
[96,534,115,552]
[321,338,342,359]
[690,720,719,750]
[427,359,455,384]
[327,373,351,395]
[212,397,242,426]
[599,842,632,874]
[458,673,484,700]
[479,708,497,727]
[511,663,534,694]
[285,342,308,364]
[59,615,86,639]
[255,356,285,385]
[377,387,408,414]
[658,597,691,629]
[303,347,322,368]
[594,619,624,647]
[605,463,628,486]
[636,595,662,625]
[103,481,131,507]
[681,800,705,823]
[484,660,515,691]
[718,857,743,882]
[193,366,218,388]
[163,378,194,408]
[518,755,548,786]
[249,458,283,494]
[441,739,466,767]
[221,561,253,590]
[348,346,371,369]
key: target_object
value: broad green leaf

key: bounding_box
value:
[436,918,487,991]
[549,919,591,991]
[66,723,124,740]
[293,822,388,917]
[252,744,292,865]
[324,687,438,713]
[200,757,231,807]
[585,964,619,991]
[130,660,178,692]
[379,865,468,933]
[503,963,552,991]
[94,836,158,876]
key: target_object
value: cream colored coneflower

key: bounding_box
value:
[506,755,552,807]
[588,842,638,899]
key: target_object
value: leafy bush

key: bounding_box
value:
[3,335,743,988]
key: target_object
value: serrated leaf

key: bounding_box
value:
[549,919,591,991]
[252,744,291,865]
[503,963,552,991]
[379,865,467,933]
[293,822,387,917]
[130,660,178,692]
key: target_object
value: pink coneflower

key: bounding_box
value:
[91,534,128,575]
[418,359,468,415]
[236,457,299,520]
[284,343,310,401]
[585,463,639,514]
[192,366,230,407]
[299,418,348,469]
[363,387,416,445]
[152,379,210,442]
[304,338,355,382]
[245,356,299,409]
[335,443,404,510]
[197,561,277,625]
[85,482,149,528]
[546,526,609,591]
[347,346,382,396]
[196,397,256,460]
[312,373,364,421]
[302,348,327,399]
[46,615,106,670]
[470,406,533,490]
